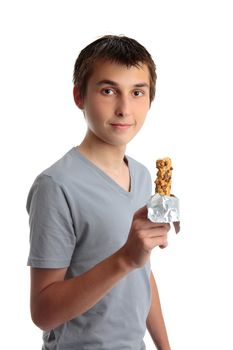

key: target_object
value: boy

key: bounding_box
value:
[27,35,171,350]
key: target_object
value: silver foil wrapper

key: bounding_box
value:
[147,193,180,223]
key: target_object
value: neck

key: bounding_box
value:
[77,130,127,171]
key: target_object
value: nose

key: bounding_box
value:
[115,95,131,118]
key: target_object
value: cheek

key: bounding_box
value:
[136,104,149,122]
[87,95,110,114]
[135,96,150,111]
[84,105,106,129]
[136,118,146,131]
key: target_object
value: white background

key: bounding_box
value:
[0,0,232,349]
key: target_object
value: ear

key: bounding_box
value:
[73,85,84,110]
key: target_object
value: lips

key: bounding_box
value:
[110,123,132,126]
[110,123,132,129]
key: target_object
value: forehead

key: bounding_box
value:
[89,59,150,86]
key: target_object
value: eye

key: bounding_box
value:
[102,88,114,95]
[133,90,144,97]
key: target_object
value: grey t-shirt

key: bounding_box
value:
[27,147,152,350]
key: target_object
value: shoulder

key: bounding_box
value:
[38,147,78,186]
[30,147,86,191]
[26,148,78,210]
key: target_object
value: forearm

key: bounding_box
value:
[32,247,133,331]
[146,272,171,350]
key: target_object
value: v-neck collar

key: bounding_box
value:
[71,147,134,197]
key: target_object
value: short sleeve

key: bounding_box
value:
[26,174,76,268]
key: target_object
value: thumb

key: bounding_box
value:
[133,205,148,219]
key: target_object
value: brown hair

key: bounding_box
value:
[73,35,157,104]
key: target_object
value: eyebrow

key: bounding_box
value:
[96,79,149,89]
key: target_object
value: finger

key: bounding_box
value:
[159,240,168,249]
[146,222,170,232]
[163,223,171,231]
[141,227,168,239]
[136,218,171,231]
[159,244,168,249]
[144,236,168,249]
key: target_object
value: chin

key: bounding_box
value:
[94,130,137,147]
[106,137,135,147]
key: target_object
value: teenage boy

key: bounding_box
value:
[27,35,171,350]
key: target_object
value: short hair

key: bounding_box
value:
[73,35,157,104]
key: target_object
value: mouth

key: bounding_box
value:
[110,123,133,130]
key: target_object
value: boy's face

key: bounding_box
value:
[75,59,151,148]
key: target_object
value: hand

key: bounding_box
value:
[121,206,171,269]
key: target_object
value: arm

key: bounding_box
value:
[146,271,171,350]
[30,206,169,332]
[30,247,133,331]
